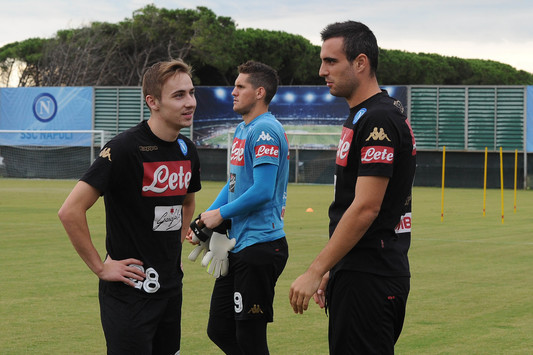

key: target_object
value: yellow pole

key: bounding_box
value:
[500,147,504,224]
[441,146,446,222]
[514,149,517,213]
[483,147,487,217]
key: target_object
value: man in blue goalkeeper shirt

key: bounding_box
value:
[198,61,289,354]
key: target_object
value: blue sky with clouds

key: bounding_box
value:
[1,0,532,73]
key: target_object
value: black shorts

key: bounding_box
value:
[209,237,288,323]
[99,281,182,355]
[327,270,410,355]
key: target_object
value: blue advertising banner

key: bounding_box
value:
[0,87,93,146]
[193,85,408,148]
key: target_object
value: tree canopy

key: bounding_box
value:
[1,5,531,87]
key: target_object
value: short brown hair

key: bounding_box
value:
[142,59,193,101]
[237,61,279,105]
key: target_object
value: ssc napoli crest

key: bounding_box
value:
[178,138,188,156]
[353,108,367,125]
[33,93,58,122]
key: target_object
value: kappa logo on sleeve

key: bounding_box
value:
[257,131,274,142]
[99,147,112,162]
[365,127,391,142]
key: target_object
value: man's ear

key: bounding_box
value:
[256,87,266,101]
[146,95,159,111]
[354,53,368,72]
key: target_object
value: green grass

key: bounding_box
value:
[1,178,532,354]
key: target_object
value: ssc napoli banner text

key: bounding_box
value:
[0,87,93,146]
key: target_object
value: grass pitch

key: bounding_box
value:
[1,178,532,354]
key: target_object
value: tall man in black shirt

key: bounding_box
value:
[290,21,416,355]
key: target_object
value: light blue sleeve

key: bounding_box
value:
[219,163,277,219]
[207,181,229,211]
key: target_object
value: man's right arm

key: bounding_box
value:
[289,175,389,314]
[58,181,145,286]
[200,164,277,229]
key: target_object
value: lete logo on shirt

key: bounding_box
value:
[361,146,394,164]
[255,144,279,159]
[230,138,246,166]
[336,127,354,167]
[142,161,192,196]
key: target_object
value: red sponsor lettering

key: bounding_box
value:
[230,138,245,166]
[336,127,353,167]
[255,144,279,158]
[395,213,412,233]
[142,161,192,197]
[361,146,394,164]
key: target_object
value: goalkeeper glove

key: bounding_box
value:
[201,232,236,278]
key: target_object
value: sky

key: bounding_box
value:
[1,0,532,74]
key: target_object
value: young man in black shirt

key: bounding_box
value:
[59,59,201,354]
